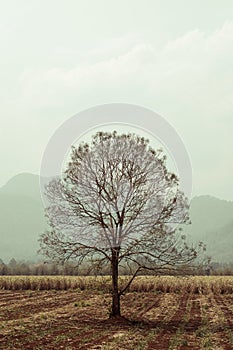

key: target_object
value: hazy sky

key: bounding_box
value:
[0,0,233,199]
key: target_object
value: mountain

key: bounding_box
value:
[0,172,42,202]
[184,195,233,263]
[0,173,232,263]
[0,173,46,262]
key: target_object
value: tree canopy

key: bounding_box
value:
[40,131,204,317]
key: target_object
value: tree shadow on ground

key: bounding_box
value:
[74,316,205,333]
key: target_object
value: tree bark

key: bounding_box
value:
[110,247,121,317]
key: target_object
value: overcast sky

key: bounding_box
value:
[0,0,233,200]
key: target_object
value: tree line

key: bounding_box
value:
[0,258,80,276]
[0,258,233,276]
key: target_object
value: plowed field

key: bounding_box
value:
[0,289,233,349]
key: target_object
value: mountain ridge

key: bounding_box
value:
[0,173,232,263]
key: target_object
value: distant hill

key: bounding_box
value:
[184,195,233,263]
[0,173,46,262]
[0,173,42,202]
[0,173,232,263]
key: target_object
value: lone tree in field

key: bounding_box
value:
[40,131,202,317]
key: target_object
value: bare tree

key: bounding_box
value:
[39,131,204,318]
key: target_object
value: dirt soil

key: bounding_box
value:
[0,290,233,349]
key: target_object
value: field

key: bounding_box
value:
[0,276,233,349]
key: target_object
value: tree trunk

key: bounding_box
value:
[110,247,121,317]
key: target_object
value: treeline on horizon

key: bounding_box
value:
[1,258,233,276]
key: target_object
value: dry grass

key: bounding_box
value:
[0,275,233,294]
